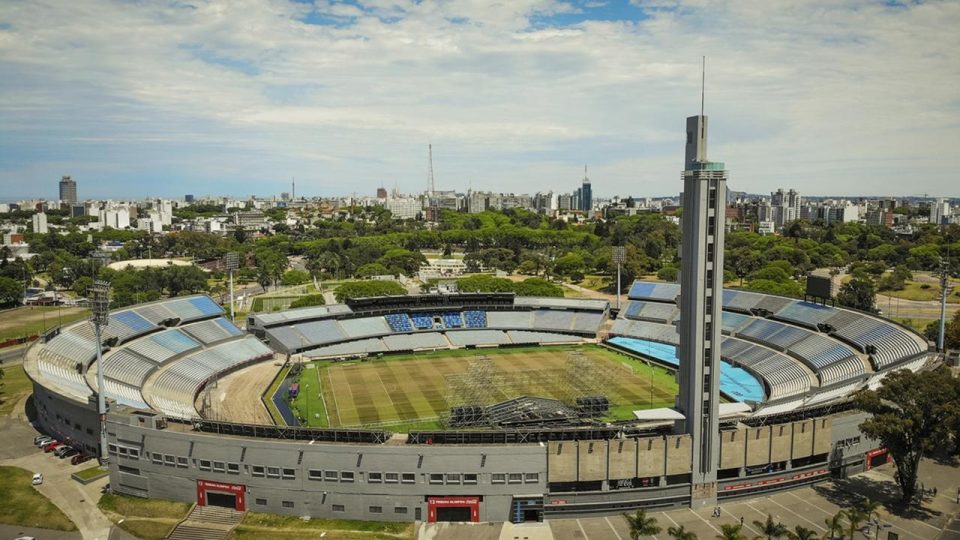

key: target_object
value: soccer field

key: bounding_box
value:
[290,345,678,431]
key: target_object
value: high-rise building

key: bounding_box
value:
[185,194,195,203]
[677,111,726,507]
[930,198,950,226]
[376,187,388,199]
[580,166,592,212]
[59,175,77,204]
[32,212,48,234]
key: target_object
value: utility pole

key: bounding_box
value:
[612,246,626,311]
[225,252,239,323]
[89,280,111,464]
[937,257,952,352]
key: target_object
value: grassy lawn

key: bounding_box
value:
[74,465,108,481]
[0,466,77,531]
[578,274,612,292]
[98,493,193,540]
[233,512,413,540]
[0,306,90,341]
[0,364,32,415]
[882,279,960,303]
[295,345,679,429]
[264,365,291,425]
[891,317,937,334]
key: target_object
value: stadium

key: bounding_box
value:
[22,281,936,523]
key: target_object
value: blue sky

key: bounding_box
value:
[0,0,958,200]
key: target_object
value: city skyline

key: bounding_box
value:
[2,1,959,199]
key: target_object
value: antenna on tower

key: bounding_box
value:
[701,56,706,117]
[427,143,435,195]
[292,177,295,199]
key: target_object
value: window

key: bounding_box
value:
[524,473,540,483]
[491,473,506,484]
[213,461,226,473]
[128,448,140,458]
[332,504,345,512]
[309,469,323,481]
[428,473,444,484]
[227,463,239,474]
[282,468,296,480]
[266,467,281,479]
[395,507,408,514]
[255,498,267,506]
[198,460,212,471]
[340,471,355,483]
[508,473,523,484]
[384,472,399,483]
[401,473,415,484]
[252,466,265,477]
[324,470,338,481]
[368,472,383,483]
[177,457,188,468]
[108,444,117,455]
[445,473,460,484]
[369,506,383,514]
[118,447,128,456]
[165,455,176,466]
[464,473,478,485]
[152,453,163,464]
[282,501,294,509]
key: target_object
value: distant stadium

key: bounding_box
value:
[23,282,936,523]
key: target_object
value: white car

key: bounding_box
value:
[31,473,43,485]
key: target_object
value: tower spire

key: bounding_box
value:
[701,56,705,117]
[427,143,435,194]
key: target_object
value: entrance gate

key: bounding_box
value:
[196,479,246,512]
[427,496,480,523]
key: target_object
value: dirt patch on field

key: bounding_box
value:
[195,357,282,424]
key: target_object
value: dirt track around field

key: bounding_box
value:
[195,357,283,424]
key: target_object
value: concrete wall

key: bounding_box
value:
[770,423,792,462]
[577,441,607,481]
[608,440,637,480]
[719,430,745,470]
[665,435,692,475]
[792,420,814,459]
[32,384,100,455]
[745,426,771,467]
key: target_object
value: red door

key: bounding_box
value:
[427,496,480,523]
[196,479,246,512]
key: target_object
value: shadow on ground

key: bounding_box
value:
[813,477,943,521]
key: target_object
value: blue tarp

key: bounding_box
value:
[608,337,766,403]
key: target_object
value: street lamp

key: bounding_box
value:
[89,280,111,464]
[612,246,626,311]
[224,252,240,323]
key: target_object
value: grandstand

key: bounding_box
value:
[614,280,931,416]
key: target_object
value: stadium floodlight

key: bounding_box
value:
[89,280,111,464]
[224,252,239,322]
[612,246,626,311]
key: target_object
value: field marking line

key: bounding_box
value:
[688,508,722,534]
[369,365,400,420]
[604,516,624,540]
[785,491,928,540]
[315,365,331,427]
[719,506,762,536]
[767,497,827,531]
[325,366,343,426]
[662,511,682,529]
[576,518,590,540]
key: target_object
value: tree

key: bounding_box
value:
[623,509,661,540]
[281,270,310,286]
[333,280,406,302]
[843,508,868,540]
[855,367,960,503]
[857,499,881,523]
[787,526,819,540]
[668,525,698,540]
[716,524,748,540]
[823,511,844,540]
[71,276,94,297]
[836,278,876,312]
[753,514,788,540]
[289,294,326,308]
[0,276,23,307]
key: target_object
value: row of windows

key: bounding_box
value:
[108,443,140,459]
[252,465,297,479]
[250,499,408,515]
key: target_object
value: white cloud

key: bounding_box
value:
[0,0,957,199]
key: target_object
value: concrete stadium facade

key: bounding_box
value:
[23,290,933,524]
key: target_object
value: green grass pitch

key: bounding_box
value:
[289,345,679,431]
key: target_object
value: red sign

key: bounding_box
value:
[196,479,246,512]
[549,500,567,505]
[427,496,480,522]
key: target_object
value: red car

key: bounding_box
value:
[43,441,62,453]
[71,454,92,465]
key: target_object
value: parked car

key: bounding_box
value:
[31,473,43,485]
[34,435,53,447]
[54,445,75,458]
[59,448,79,459]
[40,439,59,451]
[43,441,63,453]
[71,454,93,465]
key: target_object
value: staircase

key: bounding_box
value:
[167,505,245,540]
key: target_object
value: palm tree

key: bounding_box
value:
[753,514,789,540]
[717,523,748,540]
[624,509,662,540]
[669,525,699,540]
[845,508,868,540]
[824,511,844,540]
[787,526,819,540]
[858,499,881,522]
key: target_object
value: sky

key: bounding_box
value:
[0,0,958,201]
